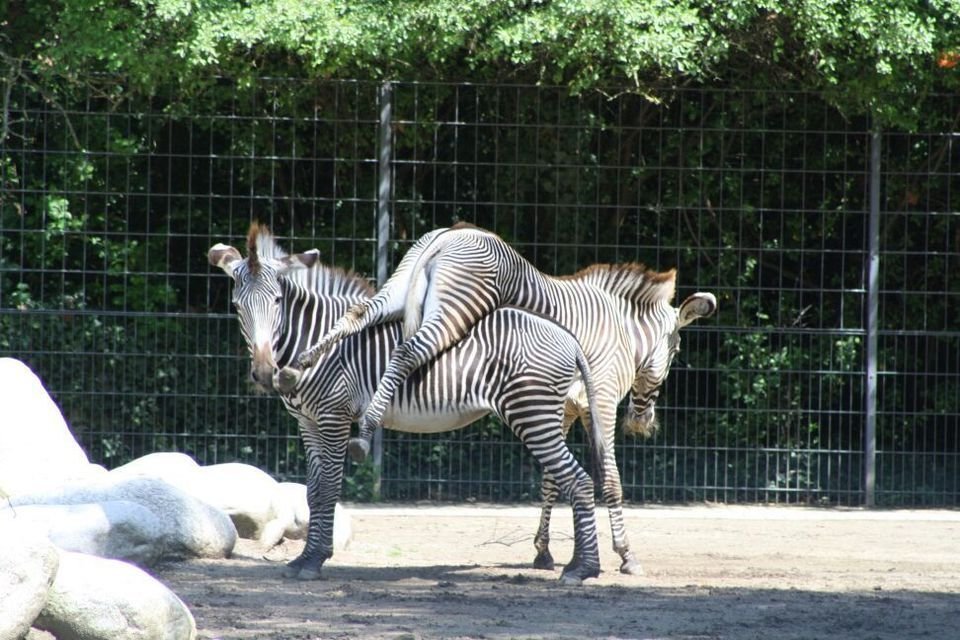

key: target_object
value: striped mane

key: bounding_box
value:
[247,223,375,299]
[564,263,677,306]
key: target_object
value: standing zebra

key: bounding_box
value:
[208,224,609,584]
[281,223,717,575]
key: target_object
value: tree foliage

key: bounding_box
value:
[5,0,960,126]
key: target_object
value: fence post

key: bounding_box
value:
[864,129,881,507]
[371,80,393,499]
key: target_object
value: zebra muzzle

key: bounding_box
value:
[250,342,278,391]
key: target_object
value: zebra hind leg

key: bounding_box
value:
[556,464,601,585]
[523,442,600,584]
[533,469,561,570]
[533,411,577,571]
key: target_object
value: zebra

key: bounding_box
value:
[533,284,716,571]
[280,223,717,575]
[208,224,609,584]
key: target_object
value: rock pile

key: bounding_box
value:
[0,358,351,640]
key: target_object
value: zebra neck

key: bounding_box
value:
[275,285,367,366]
[628,299,674,360]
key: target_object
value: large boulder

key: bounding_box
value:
[113,455,322,547]
[33,550,196,640]
[196,462,294,545]
[277,481,310,540]
[4,501,166,567]
[0,358,106,497]
[110,452,201,489]
[0,519,59,640]
[332,501,352,551]
[9,476,237,560]
[276,482,353,551]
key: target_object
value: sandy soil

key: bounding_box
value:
[155,504,960,640]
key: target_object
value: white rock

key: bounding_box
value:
[276,482,309,540]
[113,455,302,547]
[0,519,59,640]
[272,483,352,550]
[3,501,165,567]
[0,358,105,497]
[110,452,201,488]
[33,550,196,640]
[197,462,293,546]
[10,476,236,560]
[333,502,352,551]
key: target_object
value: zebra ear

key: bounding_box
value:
[279,248,320,273]
[209,244,243,275]
[677,292,717,328]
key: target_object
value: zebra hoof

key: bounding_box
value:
[348,438,370,462]
[296,567,323,580]
[282,560,304,579]
[619,556,644,576]
[532,550,555,571]
[276,367,301,394]
[558,572,586,586]
[560,558,600,584]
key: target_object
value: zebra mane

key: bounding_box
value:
[247,223,286,273]
[563,263,677,306]
[247,223,375,299]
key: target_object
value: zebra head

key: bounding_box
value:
[623,292,717,437]
[208,225,319,392]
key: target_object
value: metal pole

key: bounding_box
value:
[371,81,393,498]
[864,129,881,507]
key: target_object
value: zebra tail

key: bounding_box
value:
[402,266,429,340]
[401,228,454,339]
[575,350,607,490]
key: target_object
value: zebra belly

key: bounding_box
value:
[382,406,490,434]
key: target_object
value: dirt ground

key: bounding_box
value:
[156,504,960,640]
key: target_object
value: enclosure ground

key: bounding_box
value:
[156,504,960,640]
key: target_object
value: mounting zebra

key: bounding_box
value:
[209,224,610,584]
[282,223,717,575]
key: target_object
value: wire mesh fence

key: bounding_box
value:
[1,78,957,506]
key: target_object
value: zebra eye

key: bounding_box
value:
[274,295,283,305]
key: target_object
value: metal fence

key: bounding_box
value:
[1,79,957,507]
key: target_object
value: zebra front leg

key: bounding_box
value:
[298,301,370,368]
[348,324,459,461]
[600,448,643,575]
[277,299,380,394]
[296,253,430,375]
[584,398,643,577]
[284,418,349,579]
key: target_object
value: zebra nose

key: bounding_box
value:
[623,406,658,438]
[250,342,277,390]
[250,364,276,390]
